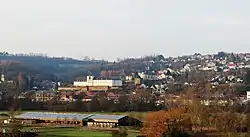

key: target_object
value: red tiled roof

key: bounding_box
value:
[86,91,97,96]
[228,64,236,66]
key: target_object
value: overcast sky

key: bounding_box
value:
[0,0,250,61]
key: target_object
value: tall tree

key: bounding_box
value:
[141,108,191,137]
[245,69,250,85]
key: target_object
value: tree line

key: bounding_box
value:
[0,89,164,114]
[140,96,250,137]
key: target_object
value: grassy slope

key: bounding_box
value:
[36,128,110,137]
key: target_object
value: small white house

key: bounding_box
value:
[207,62,216,67]
[138,72,158,80]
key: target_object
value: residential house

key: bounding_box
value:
[227,62,237,69]
[138,72,158,80]
[32,90,56,102]
[180,64,191,72]
[125,76,133,81]
[151,84,168,93]
[106,92,120,103]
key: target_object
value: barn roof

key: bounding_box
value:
[15,112,94,121]
[15,112,127,121]
[90,114,127,120]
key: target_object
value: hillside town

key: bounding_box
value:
[0,52,250,109]
[1,52,250,137]
[2,0,250,136]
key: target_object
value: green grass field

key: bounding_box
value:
[36,128,111,137]
[22,127,138,137]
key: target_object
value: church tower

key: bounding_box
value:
[1,67,5,82]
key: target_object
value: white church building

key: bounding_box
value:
[73,76,122,87]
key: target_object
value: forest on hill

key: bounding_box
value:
[0,52,107,82]
[0,52,167,82]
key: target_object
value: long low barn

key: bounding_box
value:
[15,112,141,128]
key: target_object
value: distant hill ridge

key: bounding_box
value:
[0,53,103,66]
[0,52,107,81]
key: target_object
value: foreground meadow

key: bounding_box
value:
[22,127,138,137]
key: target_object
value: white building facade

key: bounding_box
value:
[247,91,250,101]
[74,76,122,87]
[138,72,158,80]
